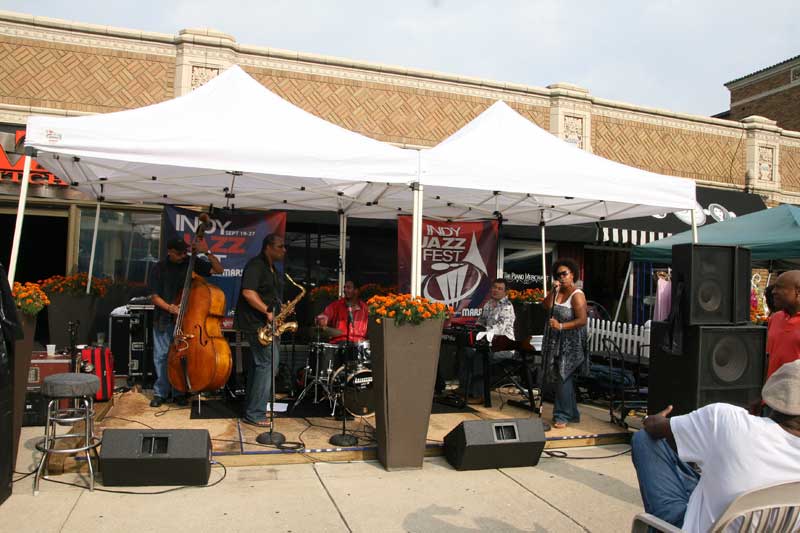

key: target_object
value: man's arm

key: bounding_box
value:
[643,405,677,450]
[151,294,180,316]
[194,237,223,274]
[241,289,273,323]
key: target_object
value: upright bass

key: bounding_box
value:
[167,214,232,394]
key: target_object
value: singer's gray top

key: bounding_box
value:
[542,289,589,382]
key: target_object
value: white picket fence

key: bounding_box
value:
[588,318,651,361]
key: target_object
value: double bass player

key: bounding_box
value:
[148,237,223,408]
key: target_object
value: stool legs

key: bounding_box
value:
[33,395,100,495]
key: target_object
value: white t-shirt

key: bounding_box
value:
[671,403,800,533]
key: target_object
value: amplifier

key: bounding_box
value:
[100,429,212,486]
[28,353,72,388]
[23,390,70,427]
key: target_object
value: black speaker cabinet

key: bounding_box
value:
[100,429,211,486]
[109,312,154,379]
[671,244,751,325]
[443,418,545,471]
[649,321,766,417]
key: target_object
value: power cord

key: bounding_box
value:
[12,462,227,494]
[543,446,631,460]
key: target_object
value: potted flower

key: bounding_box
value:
[40,273,110,347]
[11,281,49,470]
[357,283,397,302]
[367,294,450,470]
[508,287,547,337]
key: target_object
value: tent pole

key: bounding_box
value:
[124,222,135,281]
[86,202,101,294]
[613,261,633,322]
[7,154,32,285]
[338,212,347,297]
[540,220,547,297]
[411,182,424,297]
[690,209,698,244]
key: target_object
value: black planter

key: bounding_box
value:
[513,302,547,338]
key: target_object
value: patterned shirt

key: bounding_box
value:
[478,296,515,341]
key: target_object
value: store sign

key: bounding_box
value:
[0,130,68,187]
[163,206,287,320]
[398,216,498,323]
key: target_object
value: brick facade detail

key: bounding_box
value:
[728,84,800,132]
[0,35,174,113]
[729,70,792,103]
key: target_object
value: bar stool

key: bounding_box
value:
[34,373,102,495]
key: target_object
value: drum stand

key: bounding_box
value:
[291,340,334,412]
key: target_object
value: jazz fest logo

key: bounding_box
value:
[421,224,489,306]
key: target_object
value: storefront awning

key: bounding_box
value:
[599,186,766,246]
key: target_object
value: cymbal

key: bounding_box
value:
[307,326,343,339]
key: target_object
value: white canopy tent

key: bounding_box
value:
[16,67,697,304]
[16,65,420,292]
[411,101,698,295]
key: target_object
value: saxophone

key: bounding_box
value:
[257,273,305,346]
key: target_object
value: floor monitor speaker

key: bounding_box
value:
[100,429,211,486]
[671,244,751,325]
[648,321,766,417]
[443,418,545,471]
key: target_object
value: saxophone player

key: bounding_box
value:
[234,234,286,428]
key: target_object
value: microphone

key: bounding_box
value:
[347,305,354,325]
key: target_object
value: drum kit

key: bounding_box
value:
[294,326,374,417]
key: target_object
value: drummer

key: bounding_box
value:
[315,279,368,344]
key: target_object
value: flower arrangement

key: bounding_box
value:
[358,283,397,301]
[12,282,50,316]
[39,272,110,298]
[309,284,339,301]
[750,287,768,324]
[507,287,545,304]
[367,293,452,326]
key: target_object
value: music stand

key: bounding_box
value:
[256,305,285,446]
[329,307,357,447]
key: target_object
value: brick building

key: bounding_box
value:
[720,55,800,133]
[0,10,798,319]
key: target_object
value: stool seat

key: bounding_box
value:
[42,373,99,399]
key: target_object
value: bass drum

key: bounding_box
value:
[330,366,374,417]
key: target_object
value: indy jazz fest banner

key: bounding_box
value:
[163,206,286,322]
[398,216,498,324]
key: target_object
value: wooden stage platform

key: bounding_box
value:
[61,387,633,470]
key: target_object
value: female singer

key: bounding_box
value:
[542,259,588,429]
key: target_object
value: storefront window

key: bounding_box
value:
[77,208,161,284]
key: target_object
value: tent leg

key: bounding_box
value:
[338,213,347,297]
[613,261,633,322]
[691,209,698,244]
[540,222,547,297]
[410,182,423,297]
[7,155,32,285]
[86,202,101,294]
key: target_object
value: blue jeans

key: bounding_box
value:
[152,326,175,399]
[631,430,700,528]
[553,372,580,424]
[243,332,279,422]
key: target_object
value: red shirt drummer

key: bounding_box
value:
[316,280,368,344]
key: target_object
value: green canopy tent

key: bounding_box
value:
[631,204,800,267]
[611,204,800,321]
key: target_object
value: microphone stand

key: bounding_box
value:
[330,303,357,447]
[256,303,286,446]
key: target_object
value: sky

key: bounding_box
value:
[0,0,797,116]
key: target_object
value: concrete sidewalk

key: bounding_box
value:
[1,428,642,532]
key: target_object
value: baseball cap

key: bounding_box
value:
[762,360,800,416]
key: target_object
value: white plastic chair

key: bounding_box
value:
[631,480,800,532]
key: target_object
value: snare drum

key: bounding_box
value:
[331,366,374,417]
[308,342,341,380]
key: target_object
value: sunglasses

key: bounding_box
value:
[554,270,570,278]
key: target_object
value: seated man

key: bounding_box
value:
[457,278,515,404]
[315,279,368,344]
[631,360,800,532]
